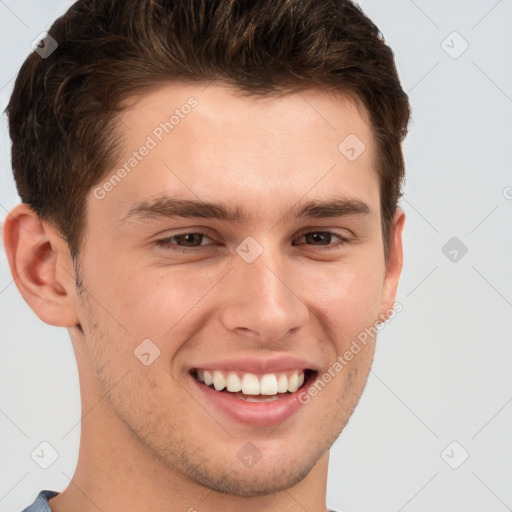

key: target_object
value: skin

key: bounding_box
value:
[3,82,404,512]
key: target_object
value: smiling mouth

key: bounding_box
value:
[191,368,317,402]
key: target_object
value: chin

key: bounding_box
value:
[182,456,316,497]
[150,423,341,498]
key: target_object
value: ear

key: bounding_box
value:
[2,203,80,327]
[377,206,405,322]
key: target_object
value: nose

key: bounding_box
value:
[218,243,310,343]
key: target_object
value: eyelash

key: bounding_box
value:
[155,230,351,252]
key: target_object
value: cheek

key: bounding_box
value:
[82,239,385,353]
[78,291,175,406]
[302,258,385,346]
[84,253,212,340]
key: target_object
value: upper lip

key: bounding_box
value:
[190,354,319,375]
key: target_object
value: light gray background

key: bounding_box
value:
[1,1,511,511]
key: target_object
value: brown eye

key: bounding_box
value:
[156,232,212,249]
[303,232,334,245]
[173,233,206,247]
[294,231,350,249]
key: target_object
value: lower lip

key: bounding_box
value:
[191,373,313,427]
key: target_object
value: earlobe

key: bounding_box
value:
[2,203,80,327]
[378,206,405,322]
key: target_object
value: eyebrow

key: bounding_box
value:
[121,196,372,224]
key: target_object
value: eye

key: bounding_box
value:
[155,229,351,253]
[293,230,351,249]
[155,231,213,250]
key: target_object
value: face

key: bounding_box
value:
[71,83,403,496]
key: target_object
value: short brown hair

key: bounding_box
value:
[7,0,410,260]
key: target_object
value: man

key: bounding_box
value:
[3,0,410,511]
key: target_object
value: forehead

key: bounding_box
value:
[93,82,379,222]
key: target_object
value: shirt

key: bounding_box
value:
[21,491,58,512]
[21,490,342,511]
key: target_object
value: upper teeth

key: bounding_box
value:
[196,369,305,395]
